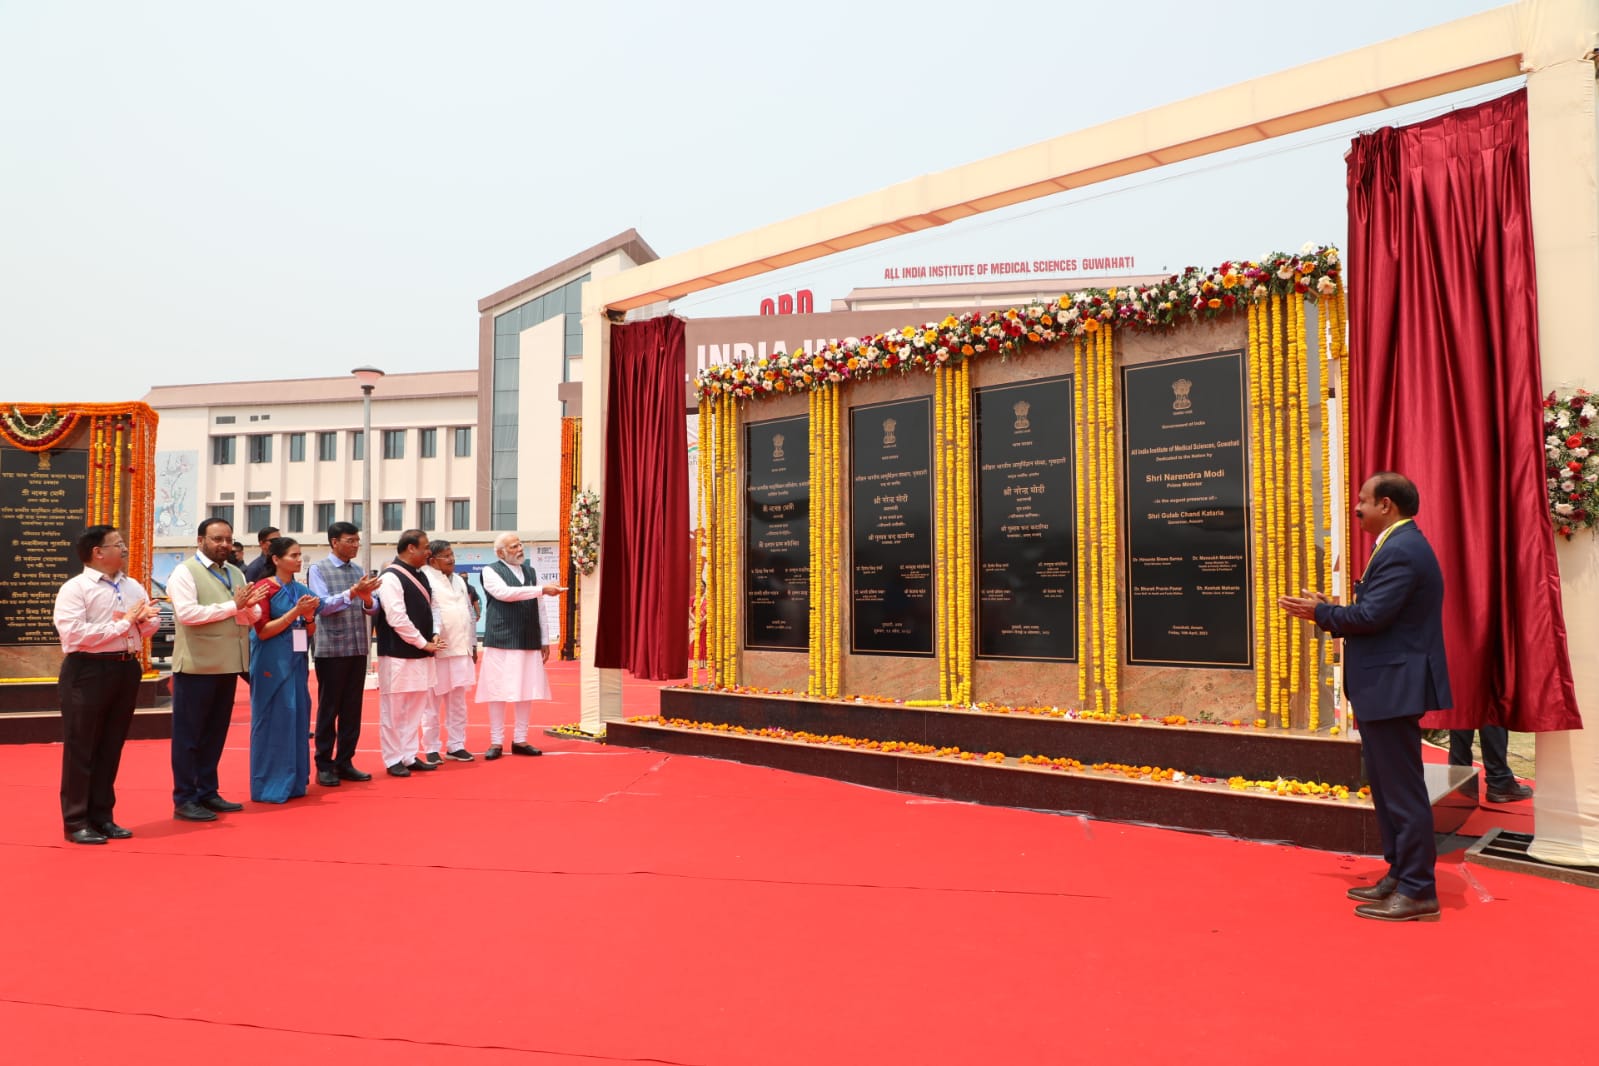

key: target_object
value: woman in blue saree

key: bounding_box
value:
[248,537,321,803]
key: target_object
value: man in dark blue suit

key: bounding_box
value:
[1281,472,1452,923]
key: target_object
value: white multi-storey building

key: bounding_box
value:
[144,369,479,551]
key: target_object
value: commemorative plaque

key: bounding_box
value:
[744,415,810,651]
[0,447,90,647]
[1122,351,1251,667]
[974,376,1077,661]
[850,397,934,656]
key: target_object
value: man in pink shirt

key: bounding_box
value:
[52,525,160,844]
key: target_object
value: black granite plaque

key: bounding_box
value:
[974,377,1077,661]
[850,397,934,656]
[745,415,810,650]
[0,447,90,646]
[1122,351,1251,667]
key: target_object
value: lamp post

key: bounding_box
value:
[351,366,385,573]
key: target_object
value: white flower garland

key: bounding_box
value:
[1545,388,1599,539]
[569,488,601,575]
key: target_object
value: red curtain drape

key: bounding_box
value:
[594,315,690,680]
[1346,89,1579,731]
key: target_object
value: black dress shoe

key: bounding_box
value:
[425,751,442,764]
[337,766,373,782]
[484,745,503,761]
[1347,876,1398,902]
[174,802,218,822]
[93,822,133,840]
[201,795,244,813]
[316,770,341,787]
[1486,782,1534,804]
[511,742,542,757]
[1354,892,1441,922]
[386,763,412,778]
[407,758,438,772]
[65,827,108,845]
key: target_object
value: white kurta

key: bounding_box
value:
[424,566,477,695]
[375,569,434,693]
[473,563,552,703]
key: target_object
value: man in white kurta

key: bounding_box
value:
[474,532,562,760]
[422,540,476,763]
[374,530,443,777]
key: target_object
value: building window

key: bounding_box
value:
[454,427,472,457]
[382,429,405,460]
[246,504,271,532]
[317,432,337,461]
[417,499,435,530]
[349,502,365,530]
[419,428,437,459]
[211,436,236,465]
[283,503,304,533]
[248,434,273,464]
[315,502,336,533]
[381,501,404,531]
[351,431,365,462]
[288,433,306,462]
[449,498,470,530]
[215,415,236,425]
[210,504,235,527]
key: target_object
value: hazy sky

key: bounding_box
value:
[1,0,1512,403]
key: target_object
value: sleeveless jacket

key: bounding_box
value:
[373,559,434,659]
[483,560,543,650]
[171,558,251,674]
[309,556,370,658]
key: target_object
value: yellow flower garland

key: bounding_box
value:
[1247,300,1268,716]
[1073,337,1089,714]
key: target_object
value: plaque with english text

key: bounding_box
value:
[850,397,934,656]
[744,415,810,651]
[1121,351,1251,668]
[0,447,90,647]
[974,376,1077,661]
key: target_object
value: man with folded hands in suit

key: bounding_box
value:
[52,525,160,844]
[1281,471,1452,923]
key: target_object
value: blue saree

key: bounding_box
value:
[249,579,313,803]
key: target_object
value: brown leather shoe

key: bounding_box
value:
[1347,876,1398,902]
[1354,892,1440,922]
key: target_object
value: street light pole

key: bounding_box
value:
[351,366,385,573]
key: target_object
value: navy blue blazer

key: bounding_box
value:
[1313,521,1452,721]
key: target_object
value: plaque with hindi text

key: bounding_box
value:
[850,397,933,656]
[745,415,810,651]
[974,376,1077,661]
[1122,351,1251,667]
[0,448,90,647]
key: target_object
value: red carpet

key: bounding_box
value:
[3,661,1594,1065]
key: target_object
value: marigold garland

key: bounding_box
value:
[4,403,158,669]
[638,714,1368,802]
[696,249,1343,400]
[558,416,580,660]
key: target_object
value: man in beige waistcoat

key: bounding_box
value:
[168,518,270,821]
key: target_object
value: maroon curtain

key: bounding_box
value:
[594,316,690,680]
[1346,89,1579,731]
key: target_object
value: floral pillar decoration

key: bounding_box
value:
[0,403,159,671]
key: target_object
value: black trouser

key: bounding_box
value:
[59,654,141,832]
[314,654,367,771]
[170,672,239,806]
[1362,714,1436,900]
[1447,726,1514,790]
